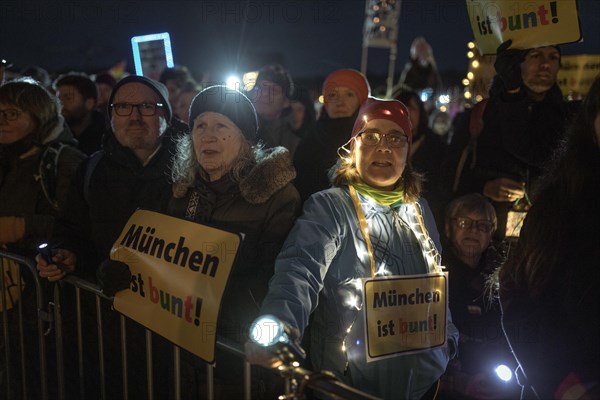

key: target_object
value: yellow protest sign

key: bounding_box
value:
[557,54,600,97]
[363,273,447,362]
[466,0,582,55]
[112,209,241,364]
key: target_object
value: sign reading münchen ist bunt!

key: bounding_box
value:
[112,209,241,364]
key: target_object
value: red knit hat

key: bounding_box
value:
[322,69,370,107]
[350,97,413,150]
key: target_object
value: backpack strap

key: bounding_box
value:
[452,99,488,193]
[83,150,104,204]
[38,142,68,210]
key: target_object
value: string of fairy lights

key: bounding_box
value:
[462,41,496,105]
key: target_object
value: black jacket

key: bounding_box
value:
[443,85,576,239]
[168,147,301,340]
[54,126,182,279]
[293,112,356,202]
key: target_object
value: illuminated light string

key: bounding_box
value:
[341,188,444,354]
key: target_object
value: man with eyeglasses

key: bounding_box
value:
[438,193,519,399]
[37,74,185,399]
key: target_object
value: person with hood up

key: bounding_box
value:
[0,77,85,253]
[0,77,85,399]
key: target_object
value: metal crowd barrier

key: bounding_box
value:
[0,250,379,400]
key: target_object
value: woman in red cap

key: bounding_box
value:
[248,97,458,399]
[293,68,371,202]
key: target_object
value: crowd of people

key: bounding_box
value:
[1,35,599,399]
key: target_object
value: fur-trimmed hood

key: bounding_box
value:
[239,146,296,204]
[172,146,296,204]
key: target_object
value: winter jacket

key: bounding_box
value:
[0,119,85,254]
[54,126,182,278]
[440,246,520,399]
[293,112,356,202]
[260,187,459,399]
[74,109,108,156]
[256,113,301,158]
[499,171,600,399]
[399,60,442,95]
[443,86,576,240]
[167,146,301,341]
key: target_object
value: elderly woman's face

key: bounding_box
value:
[445,209,493,265]
[0,102,36,144]
[192,112,245,181]
[354,118,408,191]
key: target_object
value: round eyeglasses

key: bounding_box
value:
[0,109,21,121]
[110,102,164,116]
[357,129,409,148]
[452,217,494,233]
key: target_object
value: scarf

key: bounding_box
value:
[350,180,404,206]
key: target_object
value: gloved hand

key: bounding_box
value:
[494,40,527,91]
[96,259,131,297]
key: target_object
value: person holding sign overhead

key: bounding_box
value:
[247,97,458,400]
[168,84,301,398]
[444,39,579,241]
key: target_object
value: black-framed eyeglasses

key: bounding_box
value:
[357,129,408,148]
[110,102,164,116]
[452,217,494,233]
[0,109,21,121]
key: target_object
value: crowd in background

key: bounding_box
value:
[1,34,598,399]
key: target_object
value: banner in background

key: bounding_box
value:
[466,0,581,54]
[131,32,175,80]
[557,54,600,97]
[363,0,401,48]
[112,209,240,364]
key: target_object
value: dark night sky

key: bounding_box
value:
[1,0,599,85]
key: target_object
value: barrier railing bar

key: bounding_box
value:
[0,250,49,400]
[173,345,181,400]
[120,315,129,400]
[146,330,154,400]
[2,252,382,400]
[53,284,66,400]
[75,287,85,399]
[95,294,106,400]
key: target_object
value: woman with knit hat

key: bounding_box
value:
[168,84,301,398]
[248,97,458,399]
[293,68,370,202]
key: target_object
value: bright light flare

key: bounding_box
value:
[495,364,513,382]
[250,315,283,347]
[226,75,241,90]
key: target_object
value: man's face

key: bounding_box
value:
[110,83,166,156]
[250,80,290,121]
[57,84,92,125]
[521,47,560,94]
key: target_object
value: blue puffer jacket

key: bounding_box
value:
[260,186,459,399]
